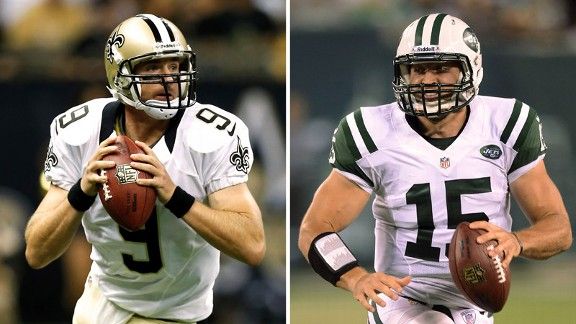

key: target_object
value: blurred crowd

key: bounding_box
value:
[0,0,285,323]
[0,0,285,81]
[292,0,576,51]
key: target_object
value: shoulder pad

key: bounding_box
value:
[331,108,378,166]
[181,104,248,153]
[52,98,115,146]
[330,108,375,187]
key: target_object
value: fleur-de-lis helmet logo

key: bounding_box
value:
[105,30,125,64]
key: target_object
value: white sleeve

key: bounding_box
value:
[43,99,107,190]
[203,123,252,194]
[43,119,84,191]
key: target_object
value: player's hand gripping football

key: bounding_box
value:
[80,136,118,196]
[341,267,411,312]
[129,140,177,204]
[469,221,522,269]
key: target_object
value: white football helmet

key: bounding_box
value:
[104,14,197,120]
[392,13,483,117]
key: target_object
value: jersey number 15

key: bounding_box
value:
[404,177,490,262]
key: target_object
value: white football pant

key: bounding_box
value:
[368,293,494,324]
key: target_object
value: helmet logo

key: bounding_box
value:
[463,28,479,53]
[105,30,125,63]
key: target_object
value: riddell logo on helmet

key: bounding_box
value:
[154,42,181,50]
[413,45,440,53]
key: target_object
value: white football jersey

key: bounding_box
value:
[44,98,253,321]
[330,95,546,310]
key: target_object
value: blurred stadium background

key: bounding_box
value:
[0,0,285,323]
[291,1,576,323]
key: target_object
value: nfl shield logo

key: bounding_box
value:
[440,157,450,169]
[461,310,476,324]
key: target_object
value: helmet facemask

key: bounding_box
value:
[392,14,483,118]
[105,14,199,120]
[393,53,476,118]
[111,51,197,120]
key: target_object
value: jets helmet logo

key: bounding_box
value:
[105,30,125,64]
[463,28,479,52]
[229,136,250,174]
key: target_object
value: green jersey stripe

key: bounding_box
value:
[414,15,427,46]
[509,107,543,174]
[513,107,537,151]
[430,13,448,45]
[354,110,377,153]
[340,119,361,161]
[330,115,375,188]
[370,301,385,324]
[500,100,522,144]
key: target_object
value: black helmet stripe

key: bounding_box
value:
[139,15,162,42]
[430,13,448,45]
[137,14,176,43]
[162,21,176,42]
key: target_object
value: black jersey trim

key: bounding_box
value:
[164,110,184,152]
[99,101,123,143]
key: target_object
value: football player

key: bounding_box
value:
[25,14,265,323]
[298,13,572,324]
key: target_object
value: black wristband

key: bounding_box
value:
[67,180,97,212]
[164,186,195,218]
[308,232,359,286]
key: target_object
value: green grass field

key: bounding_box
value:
[291,256,576,324]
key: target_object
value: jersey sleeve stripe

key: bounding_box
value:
[340,117,362,161]
[331,115,374,188]
[500,99,522,144]
[353,110,378,153]
[513,107,537,151]
[509,107,544,174]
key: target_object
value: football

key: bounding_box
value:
[98,135,156,231]
[448,222,511,313]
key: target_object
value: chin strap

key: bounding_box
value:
[107,87,178,120]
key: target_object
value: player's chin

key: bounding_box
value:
[153,95,175,101]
